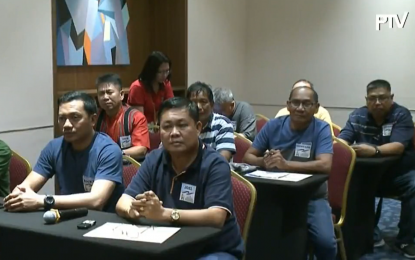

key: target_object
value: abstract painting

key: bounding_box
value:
[56,0,130,66]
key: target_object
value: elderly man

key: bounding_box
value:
[213,88,256,141]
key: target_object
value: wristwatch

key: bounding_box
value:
[171,209,180,222]
[44,195,55,211]
[374,146,381,157]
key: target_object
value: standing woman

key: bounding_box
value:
[127,51,174,126]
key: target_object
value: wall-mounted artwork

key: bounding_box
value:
[56,0,130,66]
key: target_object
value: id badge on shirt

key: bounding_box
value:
[179,183,196,204]
[295,142,312,159]
[119,135,132,149]
[83,176,94,192]
[382,124,393,136]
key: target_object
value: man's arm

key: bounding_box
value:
[238,104,257,141]
[378,111,414,156]
[215,122,236,162]
[116,158,152,217]
[338,114,357,145]
[162,159,233,228]
[124,111,149,158]
[0,141,12,196]
[284,123,333,174]
[243,120,270,167]
[53,145,123,210]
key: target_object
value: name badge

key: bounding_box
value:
[179,183,196,204]
[382,124,393,136]
[231,121,237,131]
[295,142,312,159]
[83,176,94,192]
[119,135,132,149]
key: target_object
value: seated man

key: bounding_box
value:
[244,87,337,259]
[3,91,124,213]
[116,97,244,260]
[338,79,415,257]
[187,82,236,161]
[0,140,12,198]
[213,87,256,141]
[96,73,149,159]
[275,79,334,135]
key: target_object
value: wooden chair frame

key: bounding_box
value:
[231,170,257,249]
[122,155,141,168]
[234,132,252,144]
[332,123,342,132]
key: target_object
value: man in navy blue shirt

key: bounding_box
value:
[244,86,337,260]
[3,91,124,213]
[339,79,415,257]
[116,97,244,260]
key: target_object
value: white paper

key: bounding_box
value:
[245,170,312,182]
[83,222,180,243]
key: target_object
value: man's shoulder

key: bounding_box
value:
[48,136,65,149]
[144,148,164,164]
[212,113,233,129]
[124,106,147,122]
[93,133,121,153]
[391,103,412,119]
[237,100,253,110]
[347,106,369,121]
[202,146,230,168]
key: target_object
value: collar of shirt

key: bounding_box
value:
[162,140,204,175]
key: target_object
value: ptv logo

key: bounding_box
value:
[376,12,409,31]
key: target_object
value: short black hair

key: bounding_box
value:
[58,91,97,116]
[367,79,391,93]
[289,87,319,103]
[293,79,314,89]
[157,97,199,123]
[95,73,122,90]
[186,81,214,103]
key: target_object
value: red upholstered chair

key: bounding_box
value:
[233,133,252,163]
[328,137,356,260]
[9,150,31,192]
[332,123,341,137]
[231,170,257,252]
[122,156,141,188]
[149,132,161,152]
[255,114,269,132]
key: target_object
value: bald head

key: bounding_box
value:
[292,79,313,89]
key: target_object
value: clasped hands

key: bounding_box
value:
[128,191,166,221]
[3,185,43,212]
[263,149,288,170]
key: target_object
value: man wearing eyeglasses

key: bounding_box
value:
[338,80,415,257]
[244,87,337,259]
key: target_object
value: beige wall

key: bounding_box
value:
[187,0,247,99]
[188,0,415,126]
[0,0,54,194]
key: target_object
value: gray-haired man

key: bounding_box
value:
[213,88,257,141]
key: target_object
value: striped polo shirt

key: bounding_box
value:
[200,113,236,154]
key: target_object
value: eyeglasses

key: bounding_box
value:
[112,225,153,239]
[366,95,391,103]
[288,100,314,109]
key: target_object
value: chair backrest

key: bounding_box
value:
[9,150,31,191]
[255,114,269,132]
[149,132,161,152]
[328,137,356,225]
[233,133,252,163]
[332,123,341,137]
[122,156,141,188]
[231,170,257,245]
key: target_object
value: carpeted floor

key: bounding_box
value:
[360,198,406,260]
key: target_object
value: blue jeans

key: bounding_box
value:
[197,252,238,260]
[375,169,415,244]
[308,199,337,260]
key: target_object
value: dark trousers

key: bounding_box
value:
[375,169,415,244]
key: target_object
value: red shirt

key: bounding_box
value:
[96,105,150,150]
[127,80,174,123]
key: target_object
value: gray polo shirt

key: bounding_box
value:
[229,101,257,141]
